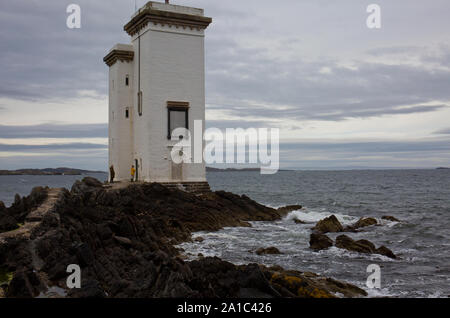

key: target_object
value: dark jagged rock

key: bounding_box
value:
[382,216,400,222]
[256,247,282,255]
[336,235,375,254]
[0,178,367,298]
[71,177,104,195]
[335,235,396,259]
[277,205,302,215]
[6,269,45,298]
[376,246,397,259]
[0,187,48,233]
[0,202,17,233]
[0,214,17,233]
[269,270,367,298]
[309,233,333,251]
[351,217,378,229]
[293,218,306,224]
[312,215,344,234]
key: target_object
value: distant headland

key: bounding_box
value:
[206,167,292,172]
[436,167,450,170]
[0,167,290,176]
[0,167,105,176]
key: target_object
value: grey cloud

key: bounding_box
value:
[434,128,450,135]
[0,154,107,172]
[0,123,107,139]
[206,119,279,130]
[366,46,425,56]
[280,140,450,154]
[0,0,130,100]
[1,0,449,123]
[0,142,107,152]
[277,139,450,169]
[206,40,450,121]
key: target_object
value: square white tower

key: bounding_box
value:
[104,1,211,191]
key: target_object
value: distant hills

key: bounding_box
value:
[436,167,449,170]
[0,167,106,176]
[206,167,292,172]
[206,167,260,172]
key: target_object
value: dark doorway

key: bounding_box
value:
[134,159,139,181]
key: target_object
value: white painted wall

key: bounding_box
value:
[108,45,134,181]
[109,3,208,183]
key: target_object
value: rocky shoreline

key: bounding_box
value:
[308,215,398,259]
[0,177,368,298]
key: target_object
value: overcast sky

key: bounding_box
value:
[0,0,449,170]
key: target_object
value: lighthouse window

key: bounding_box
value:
[168,108,188,139]
[125,107,129,118]
[125,75,129,86]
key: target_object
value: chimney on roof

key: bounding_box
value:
[165,0,169,3]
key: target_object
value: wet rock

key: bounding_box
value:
[293,218,306,224]
[194,237,204,242]
[71,177,103,195]
[0,201,18,233]
[0,187,50,234]
[277,205,302,215]
[114,236,133,247]
[14,194,21,206]
[382,216,400,222]
[256,247,282,255]
[97,223,113,240]
[76,243,95,266]
[309,233,333,251]
[313,215,344,234]
[269,270,367,298]
[238,288,273,298]
[335,235,396,259]
[0,214,18,233]
[68,279,106,298]
[351,217,378,229]
[335,235,375,254]
[375,246,397,259]
[6,269,43,298]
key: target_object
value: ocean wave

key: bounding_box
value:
[285,209,358,225]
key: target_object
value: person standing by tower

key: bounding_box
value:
[109,165,115,183]
[131,165,136,182]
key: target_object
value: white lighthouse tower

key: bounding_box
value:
[104,1,212,192]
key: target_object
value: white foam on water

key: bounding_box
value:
[427,291,444,298]
[365,286,396,298]
[285,208,358,225]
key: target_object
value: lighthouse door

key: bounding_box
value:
[135,159,139,181]
[171,162,182,181]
